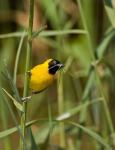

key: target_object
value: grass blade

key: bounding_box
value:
[69,122,112,150]
[2,88,23,112]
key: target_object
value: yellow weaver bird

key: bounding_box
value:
[29,58,64,94]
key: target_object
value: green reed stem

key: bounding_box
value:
[77,0,114,143]
[20,0,34,149]
[58,75,66,148]
[13,31,26,84]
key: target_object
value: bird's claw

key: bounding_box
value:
[21,96,32,102]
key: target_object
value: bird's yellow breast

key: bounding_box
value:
[30,61,56,93]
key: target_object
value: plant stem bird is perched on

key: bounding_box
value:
[29,59,64,94]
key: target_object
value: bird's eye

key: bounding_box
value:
[52,59,60,66]
[53,60,57,65]
[48,59,61,75]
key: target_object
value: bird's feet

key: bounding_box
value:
[21,96,32,102]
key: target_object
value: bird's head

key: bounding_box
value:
[45,59,64,75]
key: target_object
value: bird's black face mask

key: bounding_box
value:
[48,59,64,75]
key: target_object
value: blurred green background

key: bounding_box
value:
[0,0,115,149]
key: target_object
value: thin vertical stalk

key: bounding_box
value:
[20,0,34,149]
[13,31,26,84]
[77,0,95,61]
[77,0,114,143]
[58,75,66,148]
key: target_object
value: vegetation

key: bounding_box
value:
[0,0,115,149]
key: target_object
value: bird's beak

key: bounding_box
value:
[58,63,64,69]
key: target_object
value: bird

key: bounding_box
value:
[29,58,64,94]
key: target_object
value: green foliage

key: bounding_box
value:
[0,0,115,150]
